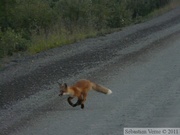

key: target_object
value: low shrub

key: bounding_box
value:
[0,28,28,58]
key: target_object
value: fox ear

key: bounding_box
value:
[64,83,67,89]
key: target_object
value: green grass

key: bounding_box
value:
[28,29,98,54]
[29,35,69,54]
[28,26,126,54]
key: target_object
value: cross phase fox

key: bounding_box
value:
[58,79,112,109]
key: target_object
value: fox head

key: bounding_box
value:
[58,82,68,96]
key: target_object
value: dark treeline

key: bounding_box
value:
[0,0,170,57]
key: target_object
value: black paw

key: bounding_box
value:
[81,104,84,109]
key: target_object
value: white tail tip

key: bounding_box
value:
[107,89,112,95]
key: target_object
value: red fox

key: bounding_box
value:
[58,79,112,109]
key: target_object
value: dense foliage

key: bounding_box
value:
[0,0,170,57]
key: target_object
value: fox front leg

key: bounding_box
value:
[67,97,76,107]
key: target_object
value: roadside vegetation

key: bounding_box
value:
[0,0,178,58]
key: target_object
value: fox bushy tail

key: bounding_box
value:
[92,82,112,94]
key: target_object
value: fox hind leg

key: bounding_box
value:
[73,93,87,109]
[67,93,86,109]
[68,96,82,107]
[81,104,84,109]
[80,92,87,109]
[74,99,82,106]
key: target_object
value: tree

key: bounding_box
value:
[0,0,16,31]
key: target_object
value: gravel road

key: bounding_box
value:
[0,7,180,135]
